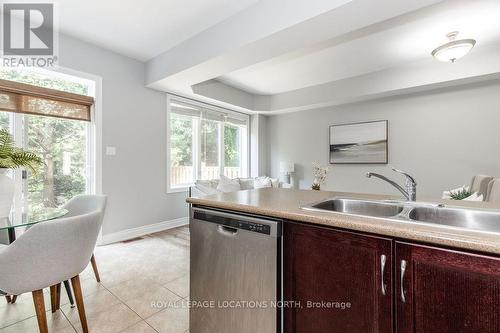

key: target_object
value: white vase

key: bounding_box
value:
[0,169,15,218]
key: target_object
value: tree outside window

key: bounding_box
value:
[0,68,92,209]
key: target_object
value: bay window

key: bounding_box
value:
[167,95,249,191]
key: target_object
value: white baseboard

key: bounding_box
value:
[99,216,189,245]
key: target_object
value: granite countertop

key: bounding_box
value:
[186,188,500,255]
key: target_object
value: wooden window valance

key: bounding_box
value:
[0,79,94,121]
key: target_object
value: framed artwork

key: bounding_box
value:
[329,120,388,164]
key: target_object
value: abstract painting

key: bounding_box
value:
[329,120,388,164]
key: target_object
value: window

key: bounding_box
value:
[0,67,96,210]
[168,95,249,191]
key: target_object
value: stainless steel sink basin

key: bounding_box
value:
[302,198,404,218]
[302,197,500,235]
[408,206,500,234]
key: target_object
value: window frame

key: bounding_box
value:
[0,66,101,210]
[166,94,250,193]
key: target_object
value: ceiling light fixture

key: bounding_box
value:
[431,31,476,63]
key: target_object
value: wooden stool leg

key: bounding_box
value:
[90,254,100,282]
[55,283,61,310]
[71,275,89,333]
[5,295,11,303]
[10,295,17,303]
[32,289,48,333]
[50,285,57,313]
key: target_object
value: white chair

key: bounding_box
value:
[486,178,500,203]
[63,195,107,282]
[0,199,105,333]
[470,175,494,197]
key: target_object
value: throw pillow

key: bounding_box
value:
[239,178,255,190]
[463,192,484,201]
[196,183,221,195]
[196,179,219,189]
[254,176,272,189]
[217,175,241,193]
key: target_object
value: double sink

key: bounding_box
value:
[301,197,500,234]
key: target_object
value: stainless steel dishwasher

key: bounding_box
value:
[190,206,282,333]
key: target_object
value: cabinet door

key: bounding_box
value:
[396,242,500,333]
[284,221,393,333]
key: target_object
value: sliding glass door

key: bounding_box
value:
[23,114,90,209]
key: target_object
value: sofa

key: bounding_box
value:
[189,176,292,197]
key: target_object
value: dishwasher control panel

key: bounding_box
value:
[236,221,271,234]
[193,210,273,235]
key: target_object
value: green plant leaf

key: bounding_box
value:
[449,188,472,200]
[0,129,43,174]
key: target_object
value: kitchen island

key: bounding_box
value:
[187,188,500,333]
[187,188,500,254]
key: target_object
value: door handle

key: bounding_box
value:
[380,255,387,295]
[400,260,407,303]
[217,225,238,236]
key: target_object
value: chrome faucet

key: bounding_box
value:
[366,167,417,201]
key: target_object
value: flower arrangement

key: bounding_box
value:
[311,162,329,190]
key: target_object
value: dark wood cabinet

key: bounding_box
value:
[284,221,393,333]
[284,221,500,333]
[395,241,500,333]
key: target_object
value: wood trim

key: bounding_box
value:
[0,79,94,106]
[0,108,91,122]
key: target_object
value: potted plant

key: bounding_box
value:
[0,129,42,218]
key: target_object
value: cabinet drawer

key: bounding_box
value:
[396,241,500,333]
[284,221,393,333]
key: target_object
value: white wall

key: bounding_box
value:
[267,81,500,199]
[250,115,260,177]
[250,114,270,177]
[258,115,269,176]
[58,34,188,237]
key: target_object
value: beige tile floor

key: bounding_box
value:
[0,226,191,333]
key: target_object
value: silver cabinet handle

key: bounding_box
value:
[400,260,407,303]
[380,255,387,295]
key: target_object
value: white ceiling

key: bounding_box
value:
[54,0,258,61]
[219,0,500,95]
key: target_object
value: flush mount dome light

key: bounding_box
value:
[431,31,476,63]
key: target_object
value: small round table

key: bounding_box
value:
[0,206,68,243]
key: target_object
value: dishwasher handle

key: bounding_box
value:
[218,225,238,236]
